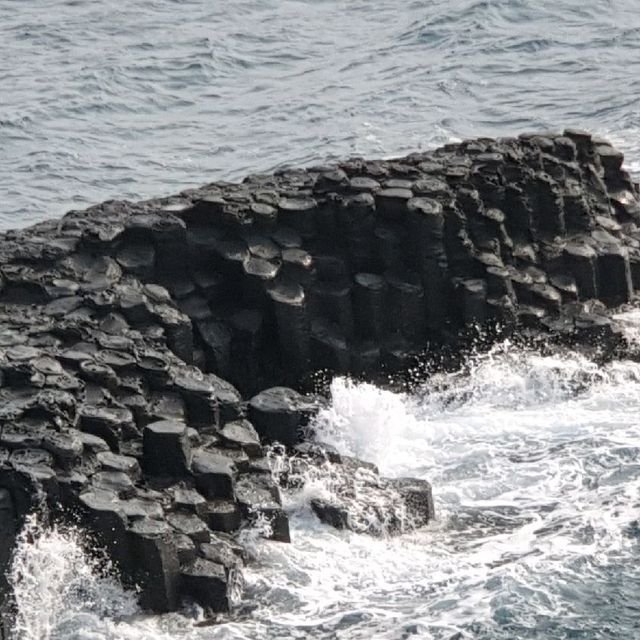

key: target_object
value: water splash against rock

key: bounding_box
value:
[9,516,138,640]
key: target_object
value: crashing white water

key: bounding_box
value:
[8,310,640,639]
[8,517,139,640]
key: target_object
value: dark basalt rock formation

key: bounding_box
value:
[0,129,639,620]
[0,489,16,636]
[285,442,435,535]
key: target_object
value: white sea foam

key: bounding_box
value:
[8,516,141,640]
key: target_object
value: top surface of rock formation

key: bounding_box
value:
[3,128,638,392]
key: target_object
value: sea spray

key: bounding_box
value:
[8,515,138,640]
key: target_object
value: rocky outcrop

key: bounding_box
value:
[285,442,435,535]
[0,129,639,618]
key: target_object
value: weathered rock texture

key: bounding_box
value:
[0,129,639,617]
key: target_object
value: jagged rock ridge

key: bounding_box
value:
[0,129,639,623]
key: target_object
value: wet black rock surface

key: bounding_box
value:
[1,131,639,618]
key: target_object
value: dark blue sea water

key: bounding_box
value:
[3,2,640,639]
[1,0,639,229]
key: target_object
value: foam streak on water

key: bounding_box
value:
[9,312,640,639]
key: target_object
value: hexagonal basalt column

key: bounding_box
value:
[143,420,192,477]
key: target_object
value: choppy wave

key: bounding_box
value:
[1,0,639,228]
[9,309,640,639]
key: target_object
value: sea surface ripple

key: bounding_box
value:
[1,0,640,228]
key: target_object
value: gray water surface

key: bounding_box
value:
[1,0,640,229]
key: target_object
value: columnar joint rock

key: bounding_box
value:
[0,130,638,615]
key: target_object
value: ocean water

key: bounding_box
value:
[9,312,640,639]
[1,0,640,229]
[4,2,640,638]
